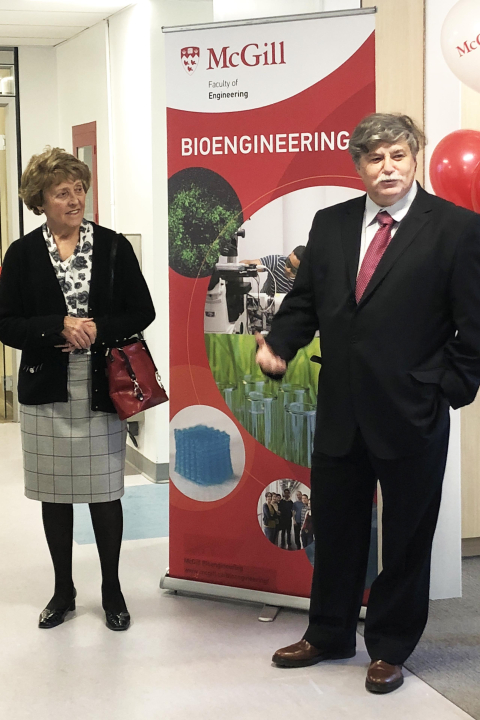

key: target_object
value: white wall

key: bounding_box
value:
[18,47,59,235]
[425,0,463,599]
[109,2,153,238]
[55,21,112,226]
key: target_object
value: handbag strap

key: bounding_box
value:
[117,347,144,400]
[117,347,137,382]
[107,235,162,384]
[139,338,159,373]
[115,343,163,386]
[108,234,119,316]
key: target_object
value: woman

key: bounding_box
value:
[262,492,278,544]
[0,147,155,631]
[301,499,314,549]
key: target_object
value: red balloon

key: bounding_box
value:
[429,130,480,210]
[471,161,480,213]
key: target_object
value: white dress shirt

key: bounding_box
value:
[357,181,418,274]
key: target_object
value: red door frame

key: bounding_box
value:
[72,121,98,224]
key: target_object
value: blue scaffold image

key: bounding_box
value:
[174,425,234,485]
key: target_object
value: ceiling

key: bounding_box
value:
[0,0,135,47]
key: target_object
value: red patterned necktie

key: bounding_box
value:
[355,210,395,303]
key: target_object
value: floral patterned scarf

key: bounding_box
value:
[43,219,94,318]
[43,220,94,354]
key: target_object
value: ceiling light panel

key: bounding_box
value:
[0,11,105,26]
[0,24,83,38]
[0,1,132,11]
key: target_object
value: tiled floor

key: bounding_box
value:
[0,423,474,720]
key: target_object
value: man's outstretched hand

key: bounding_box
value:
[255,333,287,376]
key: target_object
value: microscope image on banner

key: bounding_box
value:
[168,167,243,279]
[205,185,363,468]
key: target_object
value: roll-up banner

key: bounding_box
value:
[163,9,377,607]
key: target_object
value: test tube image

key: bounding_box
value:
[215,381,237,412]
[275,384,310,454]
[285,401,316,467]
[245,391,265,445]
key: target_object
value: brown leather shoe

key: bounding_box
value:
[272,639,355,668]
[365,660,404,694]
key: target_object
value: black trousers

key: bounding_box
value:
[303,426,449,665]
[280,519,292,548]
[293,522,302,549]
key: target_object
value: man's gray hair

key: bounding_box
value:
[348,113,426,166]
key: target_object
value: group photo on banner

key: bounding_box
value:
[165,11,377,602]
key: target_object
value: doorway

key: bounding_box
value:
[72,121,98,224]
[0,48,22,422]
[0,104,14,421]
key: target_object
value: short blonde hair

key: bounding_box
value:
[19,147,91,215]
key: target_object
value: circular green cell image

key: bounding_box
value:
[168,167,243,278]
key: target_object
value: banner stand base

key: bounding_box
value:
[160,572,368,623]
[258,605,280,622]
[160,571,309,621]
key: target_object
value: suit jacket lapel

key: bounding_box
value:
[357,184,434,307]
[340,195,365,293]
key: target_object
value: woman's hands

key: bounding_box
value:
[255,333,287,375]
[57,317,97,352]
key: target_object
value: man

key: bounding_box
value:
[256,114,480,694]
[240,246,305,295]
[292,490,304,549]
[278,487,294,549]
[272,493,281,546]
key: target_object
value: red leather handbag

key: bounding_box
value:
[105,235,168,420]
[106,338,168,421]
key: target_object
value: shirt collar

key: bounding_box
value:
[365,181,418,227]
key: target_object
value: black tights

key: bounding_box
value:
[42,499,127,613]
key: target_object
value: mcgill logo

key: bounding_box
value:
[457,35,480,57]
[207,42,286,69]
[181,47,200,74]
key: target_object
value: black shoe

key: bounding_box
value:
[105,610,131,631]
[38,589,77,629]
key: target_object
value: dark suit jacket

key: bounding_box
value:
[266,184,480,459]
[0,223,155,412]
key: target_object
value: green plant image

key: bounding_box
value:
[168,168,243,278]
[205,333,321,466]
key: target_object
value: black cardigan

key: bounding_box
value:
[0,222,156,412]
